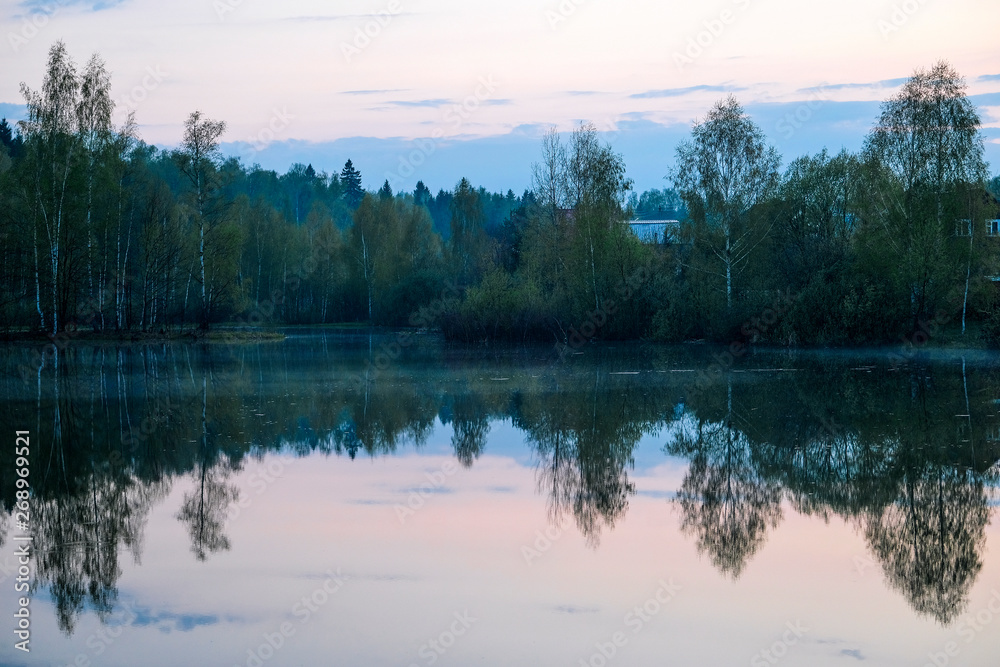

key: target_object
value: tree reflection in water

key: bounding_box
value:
[0,339,998,634]
[665,359,1000,625]
[175,377,239,561]
[863,465,989,624]
[518,371,644,547]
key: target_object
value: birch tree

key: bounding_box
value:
[19,40,82,334]
[531,126,568,216]
[175,111,227,327]
[449,178,488,285]
[862,61,989,334]
[76,54,114,319]
[566,123,633,315]
[673,96,781,314]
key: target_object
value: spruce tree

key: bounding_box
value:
[340,159,364,208]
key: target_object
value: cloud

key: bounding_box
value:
[806,77,907,92]
[278,12,420,23]
[839,649,865,660]
[216,108,1000,198]
[20,0,127,11]
[553,605,600,614]
[630,84,744,99]
[616,112,654,123]
[399,486,452,494]
[371,96,513,110]
[977,74,1000,82]
[341,89,408,96]
[508,122,549,136]
[128,608,220,633]
[300,571,420,583]
[385,99,453,108]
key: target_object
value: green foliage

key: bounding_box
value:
[449,177,489,285]
[2,44,999,347]
[859,61,990,335]
[340,159,364,209]
[631,188,686,220]
[982,307,1000,348]
[440,268,547,342]
[349,194,445,325]
[673,96,782,316]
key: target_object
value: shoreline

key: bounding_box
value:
[0,329,288,344]
[0,325,995,356]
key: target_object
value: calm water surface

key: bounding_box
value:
[1,333,999,667]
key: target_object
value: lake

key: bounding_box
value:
[1,333,999,667]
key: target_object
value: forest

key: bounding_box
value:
[2,41,999,347]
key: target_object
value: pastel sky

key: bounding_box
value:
[2,0,999,193]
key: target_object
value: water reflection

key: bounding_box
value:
[668,406,783,579]
[667,356,1000,625]
[515,372,647,547]
[863,464,989,624]
[175,377,240,561]
[1,338,998,635]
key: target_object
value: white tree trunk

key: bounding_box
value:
[725,232,733,313]
[33,221,45,331]
[961,233,972,336]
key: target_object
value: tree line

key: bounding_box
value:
[2,42,998,346]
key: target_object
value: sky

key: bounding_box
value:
[1,0,999,194]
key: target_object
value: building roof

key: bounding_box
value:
[628,219,681,244]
